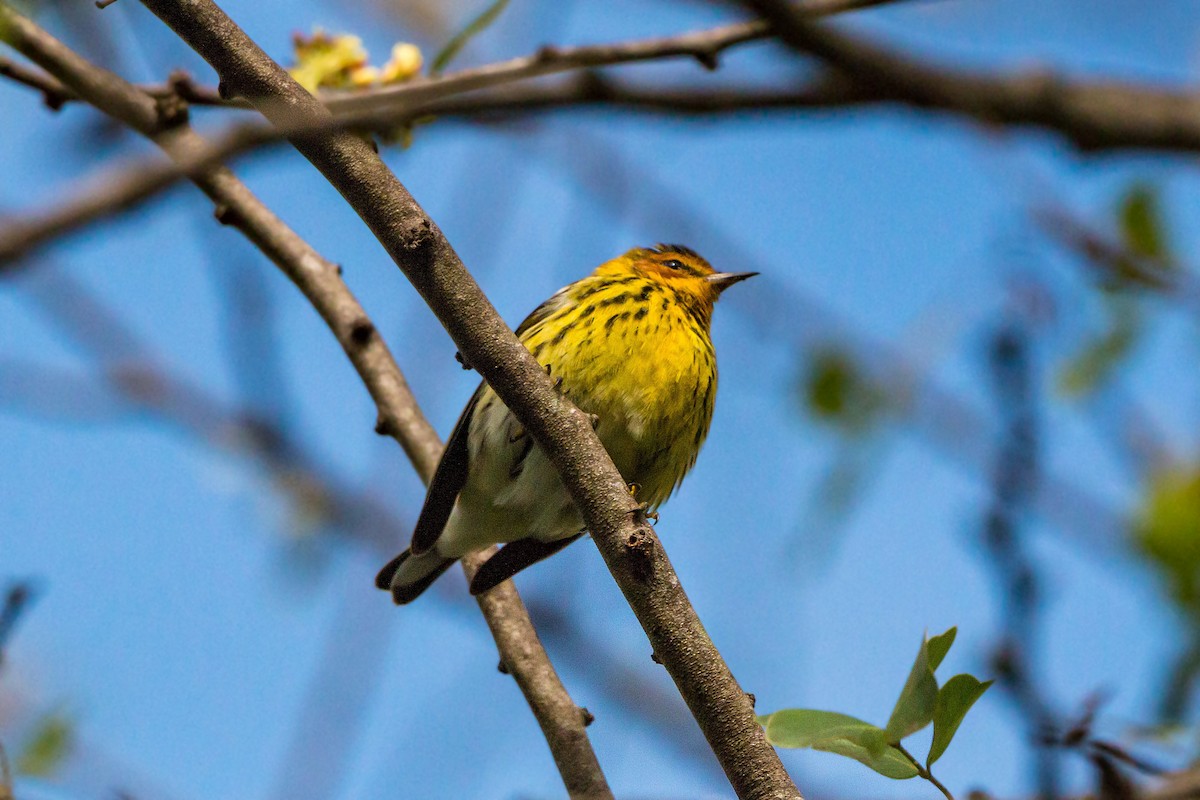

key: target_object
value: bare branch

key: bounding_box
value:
[4,266,718,781]
[318,0,898,118]
[13,43,1200,267]
[0,121,279,267]
[0,6,611,796]
[0,0,891,114]
[737,0,1200,153]
[0,54,71,107]
[0,75,868,266]
[984,316,1062,799]
[133,2,801,798]
[0,2,439,475]
[462,550,614,799]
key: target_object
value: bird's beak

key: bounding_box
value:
[706,271,758,293]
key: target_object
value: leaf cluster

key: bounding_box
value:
[758,628,991,796]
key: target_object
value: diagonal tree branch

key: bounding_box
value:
[131,1,801,797]
[0,6,611,798]
[2,268,720,785]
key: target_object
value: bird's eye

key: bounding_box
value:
[662,259,684,270]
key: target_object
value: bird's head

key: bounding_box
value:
[595,244,756,325]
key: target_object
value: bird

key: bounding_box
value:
[375,244,756,603]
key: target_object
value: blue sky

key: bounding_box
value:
[2,1,1198,798]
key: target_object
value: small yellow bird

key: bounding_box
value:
[376,244,755,603]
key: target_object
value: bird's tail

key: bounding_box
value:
[375,548,456,605]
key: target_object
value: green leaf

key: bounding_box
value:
[430,0,510,76]
[1134,464,1200,617]
[1106,182,1178,292]
[1057,299,1140,398]
[760,709,876,748]
[16,712,74,777]
[801,346,888,435]
[760,709,918,780]
[926,627,957,672]
[816,730,920,779]
[1119,183,1164,260]
[927,674,993,766]
[884,634,940,742]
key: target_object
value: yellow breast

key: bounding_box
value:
[520,275,717,508]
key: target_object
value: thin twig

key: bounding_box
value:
[0,54,71,107]
[319,0,898,118]
[0,5,612,797]
[135,1,800,797]
[0,583,34,663]
[895,743,956,800]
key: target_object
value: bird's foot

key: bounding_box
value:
[626,484,658,524]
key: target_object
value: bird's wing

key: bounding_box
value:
[411,287,573,555]
[410,384,482,555]
[514,284,572,338]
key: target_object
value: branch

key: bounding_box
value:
[0,0,901,267]
[10,0,1197,160]
[0,54,72,106]
[526,127,1126,552]
[318,0,895,118]
[15,0,1200,264]
[14,42,1200,266]
[133,1,800,797]
[0,75,871,267]
[0,6,611,797]
[0,53,229,107]
[737,0,1200,153]
[985,316,1062,799]
[0,0,890,114]
[2,271,717,783]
